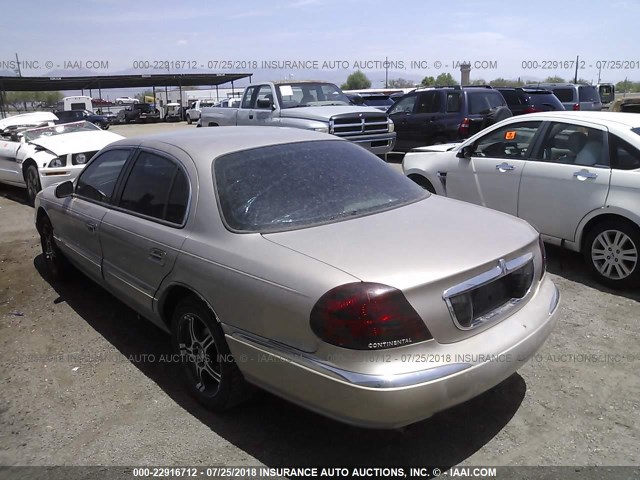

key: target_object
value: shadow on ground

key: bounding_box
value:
[34,254,526,468]
[545,244,640,302]
[0,184,29,206]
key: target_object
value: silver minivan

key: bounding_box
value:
[528,83,602,111]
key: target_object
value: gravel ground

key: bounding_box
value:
[0,123,638,471]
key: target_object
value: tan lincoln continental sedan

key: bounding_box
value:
[34,126,560,428]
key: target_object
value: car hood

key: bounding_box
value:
[411,142,463,153]
[263,195,538,290]
[29,130,123,155]
[279,105,387,122]
[0,112,57,131]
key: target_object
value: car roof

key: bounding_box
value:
[110,126,339,163]
[512,111,640,128]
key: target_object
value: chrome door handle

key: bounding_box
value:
[573,171,598,179]
[496,162,515,171]
[86,222,97,233]
[148,248,166,265]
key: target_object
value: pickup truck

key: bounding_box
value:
[199,81,396,155]
[185,99,216,124]
[117,103,160,124]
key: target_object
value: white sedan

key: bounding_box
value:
[115,96,139,105]
[0,120,123,205]
[403,111,640,288]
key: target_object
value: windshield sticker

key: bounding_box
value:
[279,85,294,97]
[505,131,517,140]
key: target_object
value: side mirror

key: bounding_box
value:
[456,145,474,159]
[256,98,273,109]
[55,180,74,198]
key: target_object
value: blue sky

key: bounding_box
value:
[1,0,638,87]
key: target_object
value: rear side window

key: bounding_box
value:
[578,86,600,102]
[119,151,189,224]
[552,88,575,102]
[213,141,427,233]
[417,91,441,113]
[76,149,130,203]
[446,92,461,112]
[610,135,640,170]
[535,122,608,166]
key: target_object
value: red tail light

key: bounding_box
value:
[310,282,433,350]
[458,117,470,137]
[572,103,580,111]
[523,106,539,114]
[538,235,547,280]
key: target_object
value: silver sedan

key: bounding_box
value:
[34,126,560,428]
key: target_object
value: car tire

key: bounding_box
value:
[186,115,192,125]
[171,296,253,410]
[39,215,73,281]
[484,106,513,126]
[25,165,41,207]
[117,100,123,105]
[583,219,640,289]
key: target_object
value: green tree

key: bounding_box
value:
[544,75,565,83]
[341,70,371,90]
[576,78,592,85]
[434,73,458,86]
[420,76,436,87]
[469,78,487,86]
[388,78,415,88]
[488,78,524,87]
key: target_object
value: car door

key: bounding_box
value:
[0,136,24,184]
[446,121,544,216]
[100,148,191,318]
[518,121,611,241]
[236,85,259,125]
[388,93,418,151]
[51,148,132,284]
[402,91,441,148]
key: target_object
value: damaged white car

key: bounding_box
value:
[0,119,123,205]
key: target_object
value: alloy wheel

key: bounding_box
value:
[591,229,638,280]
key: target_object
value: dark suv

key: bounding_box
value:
[388,86,511,151]
[496,87,565,115]
[54,109,110,129]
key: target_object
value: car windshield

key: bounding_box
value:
[277,82,351,108]
[23,121,99,141]
[214,140,428,233]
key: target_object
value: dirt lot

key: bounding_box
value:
[0,123,638,470]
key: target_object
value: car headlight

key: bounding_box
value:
[312,127,329,133]
[387,119,395,133]
[74,153,87,164]
[48,157,66,168]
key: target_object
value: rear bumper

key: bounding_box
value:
[226,278,560,428]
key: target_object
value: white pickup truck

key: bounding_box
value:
[185,99,216,124]
[199,81,396,155]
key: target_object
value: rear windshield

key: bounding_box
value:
[578,86,600,102]
[213,140,427,233]
[467,92,506,114]
[529,93,564,109]
[552,88,575,102]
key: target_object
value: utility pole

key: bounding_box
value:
[385,56,388,88]
[14,53,22,77]
[574,55,579,84]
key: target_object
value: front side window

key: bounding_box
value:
[254,85,274,109]
[76,149,131,203]
[534,122,608,166]
[388,94,417,115]
[472,122,542,159]
[214,141,427,233]
[119,151,189,224]
[241,87,257,109]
